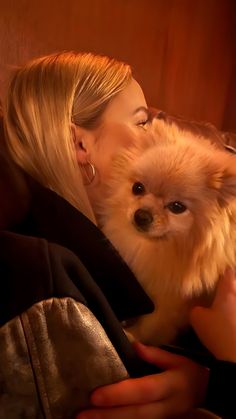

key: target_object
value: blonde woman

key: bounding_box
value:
[3,51,235,419]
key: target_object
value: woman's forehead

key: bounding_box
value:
[103,79,147,119]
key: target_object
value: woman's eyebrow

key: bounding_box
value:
[132,106,149,116]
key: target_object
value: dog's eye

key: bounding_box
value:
[166,201,187,214]
[132,182,145,195]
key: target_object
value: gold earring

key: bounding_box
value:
[80,161,96,185]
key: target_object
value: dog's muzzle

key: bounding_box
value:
[133,208,153,231]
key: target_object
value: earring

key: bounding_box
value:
[80,161,96,185]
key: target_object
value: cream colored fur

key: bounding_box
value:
[96,120,236,345]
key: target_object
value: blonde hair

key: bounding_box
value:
[4,51,132,222]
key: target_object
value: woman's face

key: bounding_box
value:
[75,78,150,206]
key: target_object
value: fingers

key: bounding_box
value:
[190,267,236,325]
[190,305,208,325]
[223,267,236,281]
[190,267,236,326]
[189,306,212,339]
[81,344,195,412]
[77,401,177,419]
[76,348,209,419]
[90,371,172,406]
[134,341,189,369]
[190,267,236,360]
[212,267,236,307]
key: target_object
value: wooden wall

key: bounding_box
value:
[0,0,235,130]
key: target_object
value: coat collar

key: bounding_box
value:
[13,179,154,321]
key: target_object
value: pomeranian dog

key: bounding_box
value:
[95,120,236,345]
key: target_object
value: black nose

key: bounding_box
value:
[134,209,153,230]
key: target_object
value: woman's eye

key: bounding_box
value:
[137,119,149,129]
[132,182,145,195]
[166,201,187,214]
[138,120,148,126]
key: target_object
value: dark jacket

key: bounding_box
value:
[0,153,161,419]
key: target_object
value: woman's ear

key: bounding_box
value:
[71,123,89,164]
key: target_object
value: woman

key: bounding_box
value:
[3,51,235,418]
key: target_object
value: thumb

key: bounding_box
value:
[133,341,189,370]
[190,306,213,343]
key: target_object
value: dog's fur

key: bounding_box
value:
[95,120,236,345]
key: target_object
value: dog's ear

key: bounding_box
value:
[207,155,236,205]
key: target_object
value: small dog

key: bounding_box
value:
[96,120,236,345]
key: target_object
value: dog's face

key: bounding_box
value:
[126,160,196,240]
[105,147,205,242]
[99,121,236,245]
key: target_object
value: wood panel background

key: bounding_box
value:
[0,0,235,130]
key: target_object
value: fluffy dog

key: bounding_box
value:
[95,120,236,345]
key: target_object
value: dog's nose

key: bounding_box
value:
[134,208,153,230]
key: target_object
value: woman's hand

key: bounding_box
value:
[190,268,236,362]
[77,342,209,419]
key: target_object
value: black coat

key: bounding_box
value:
[0,174,161,418]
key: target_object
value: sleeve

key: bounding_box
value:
[0,297,128,419]
[203,360,236,419]
[0,232,129,419]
